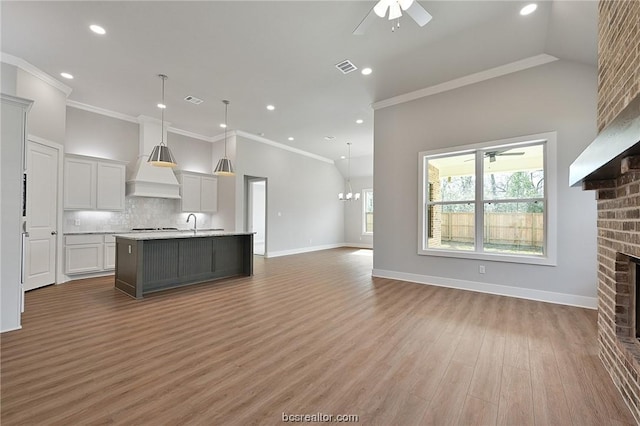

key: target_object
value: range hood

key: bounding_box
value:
[570,95,640,186]
[126,116,181,199]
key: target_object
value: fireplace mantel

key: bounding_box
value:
[570,95,640,186]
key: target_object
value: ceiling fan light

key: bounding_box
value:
[374,0,391,18]
[388,2,403,20]
[398,0,414,11]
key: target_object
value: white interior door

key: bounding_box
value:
[24,141,58,291]
[248,179,266,256]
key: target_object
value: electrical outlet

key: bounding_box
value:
[479,265,486,274]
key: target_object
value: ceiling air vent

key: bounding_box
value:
[335,60,357,74]
[184,95,204,105]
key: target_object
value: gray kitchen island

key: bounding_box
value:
[114,231,253,299]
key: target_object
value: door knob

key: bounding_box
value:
[51,231,57,235]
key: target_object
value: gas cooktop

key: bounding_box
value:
[131,227,179,231]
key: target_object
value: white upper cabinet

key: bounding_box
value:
[64,157,96,209]
[200,176,218,213]
[97,162,126,210]
[64,155,127,211]
[176,171,218,213]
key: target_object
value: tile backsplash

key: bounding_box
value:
[64,197,222,233]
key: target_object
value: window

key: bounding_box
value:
[363,188,373,234]
[418,132,556,265]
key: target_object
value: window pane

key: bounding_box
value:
[428,153,476,202]
[483,144,544,200]
[364,190,373,233]
[427,203,475,251]
[484,201,544,255]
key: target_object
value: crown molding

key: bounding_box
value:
[235,130,334,164]
[372,54,559,110]
[67,100,332,164]
[67,99,138,123]
[1,52,73,97]
[168,127,217,143]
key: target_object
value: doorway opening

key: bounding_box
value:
[246,177,267,256]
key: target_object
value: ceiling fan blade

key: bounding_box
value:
[353,6,377,35]
[374,0,391,18]
[405,1,433,27]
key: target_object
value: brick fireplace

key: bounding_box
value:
[570,0,640,422]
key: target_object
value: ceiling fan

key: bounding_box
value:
[465,150,526,163]
[353,0,433,35]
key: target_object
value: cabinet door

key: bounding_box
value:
[65,244,103,274]
[200,176,218,213]
[104,242,116,270]
[180,174,201,212]
[64,158,96,209]
[97,162,125,211]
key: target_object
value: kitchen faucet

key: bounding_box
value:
[186,213,197,233]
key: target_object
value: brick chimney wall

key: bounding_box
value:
[594,0,640,422]
[597,0,640,132]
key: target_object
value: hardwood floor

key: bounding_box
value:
[1,248,635,425]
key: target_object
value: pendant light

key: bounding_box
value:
[148,74,177,167]
[338,142,360,201]
[214,100,235,176]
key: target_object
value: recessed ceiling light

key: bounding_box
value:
[356,119,364,124]
[520,4,537,15]
[157,103,166,109]
[288,137,294,141]
[340,156,346,160]
[60,72,74,79]
[266,105,275,111]
[220,123,227,128]
[361,68,373,76]
[324,136,335,141]
[89,24,106,35]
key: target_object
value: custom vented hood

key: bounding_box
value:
[126,116,181,199]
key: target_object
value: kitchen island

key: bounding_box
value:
[114,231,253,299]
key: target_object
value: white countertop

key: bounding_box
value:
[64,228,224,236]
[113,231,253,240]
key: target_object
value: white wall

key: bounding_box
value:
[168,132,213,175]
[65,106,138,165]
[373,60,599,306]
[16,68,66,144]
[344,176,373,248]
[234,135,345,256]
[1,63,17,95]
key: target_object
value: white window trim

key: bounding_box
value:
[417,131,557,266]
[362,188,373,235]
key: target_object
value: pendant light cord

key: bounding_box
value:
[159,74,167,147]
[223,100,229,158]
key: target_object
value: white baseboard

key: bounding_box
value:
[60,271,115,284]
[266,243,345,258]
[371,268,597,309]
[343,243,373,249]
[1,325,22,333]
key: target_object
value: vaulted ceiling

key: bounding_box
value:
[1,1,597,176]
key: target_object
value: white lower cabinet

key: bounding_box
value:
[65,234,115,275]
[104,235,116,270]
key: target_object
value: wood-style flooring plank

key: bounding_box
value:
[0,248,635,425]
